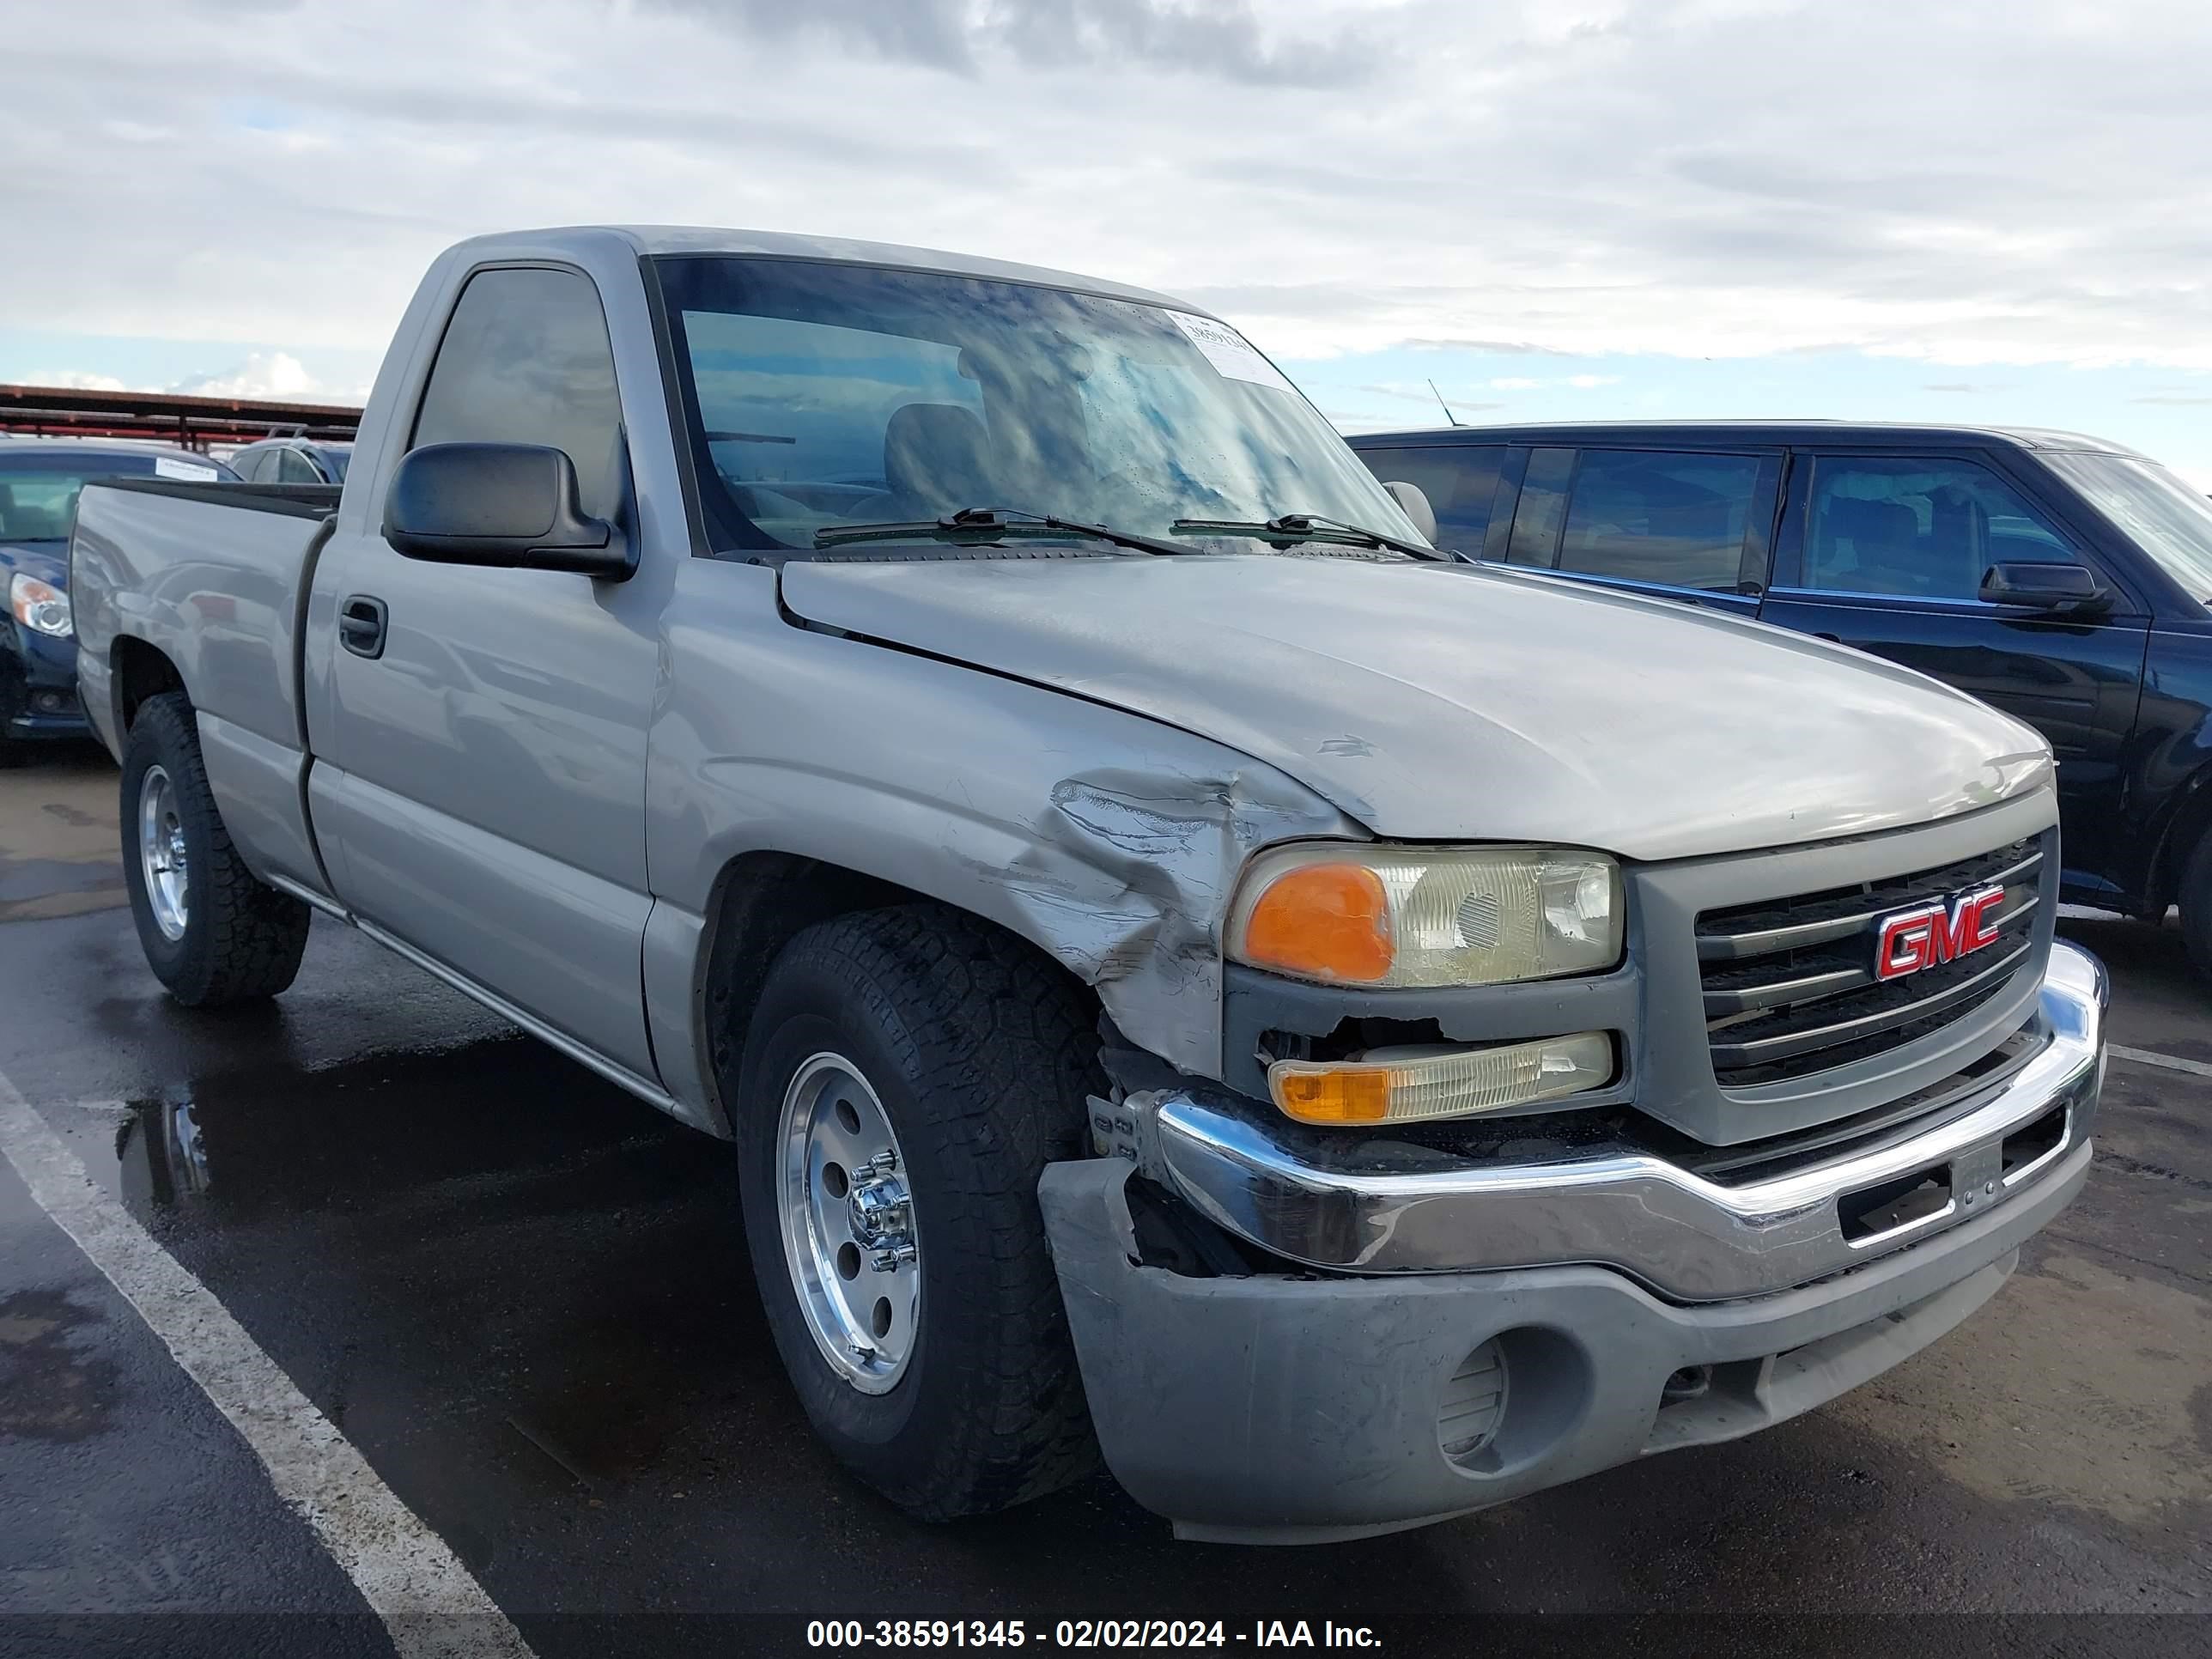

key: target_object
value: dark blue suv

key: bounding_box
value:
[1347,422,2212,966]
[1,438,235,762]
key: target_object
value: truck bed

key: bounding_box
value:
[70,477,342,901]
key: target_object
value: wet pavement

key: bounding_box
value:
[0,743,125,922]
[0,752,2207,1656]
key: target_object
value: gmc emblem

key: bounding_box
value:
[1874,884,2007,981]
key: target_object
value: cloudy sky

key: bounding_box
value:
[9,0,2212,478]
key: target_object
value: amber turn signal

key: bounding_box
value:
[1269,1033,1613,1127]
[1236,861,1394,983]
[1270,1064,1395,1123]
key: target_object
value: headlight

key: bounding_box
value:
[9,573,72,639]
[1226,843,1621,988]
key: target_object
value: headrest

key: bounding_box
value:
[883,404,994,508]
[1826,496,1918,549]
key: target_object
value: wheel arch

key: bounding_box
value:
[690,849,1103,1138]
[2140,756,2212,919]
[110,634,189,737]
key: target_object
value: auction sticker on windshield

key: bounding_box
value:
[1168,311,1296,392]
[155,456,221,483]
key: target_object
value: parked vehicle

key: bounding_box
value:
[1,437,231,760]
[1348,422,2212,969]
[228,437,351,487]
[69,229,2106,1542]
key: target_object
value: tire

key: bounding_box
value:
[736,902,1102,1520]
[119,691,310,1006]
[2181,832,2212,978]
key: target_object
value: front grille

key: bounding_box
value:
[1696,834,2045,1087]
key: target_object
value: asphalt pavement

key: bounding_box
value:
[1,743,2206,1656]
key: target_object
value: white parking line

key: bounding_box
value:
[0,1069,536,1659]
[2108,1042,2212,1079]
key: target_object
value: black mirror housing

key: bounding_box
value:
[384,443,633,579]
[1979,561,2110,613]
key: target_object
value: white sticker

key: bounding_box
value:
[155,455,221,483]
[1167,311,1297,392]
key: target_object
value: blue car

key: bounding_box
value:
[0,438,237,761]
[1346,421,2212,961]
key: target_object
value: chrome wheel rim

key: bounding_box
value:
[137,765,190,943]
[777,1052,920,1394]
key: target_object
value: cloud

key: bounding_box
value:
[172,351,325,400]
[20,369,127,392]
[4,0,2212,386]
[2132,394,2212,405]
[21,355,366,404]
[1923,382,2010,393]
[647,0,1387,86]
[1352,382,1505,411]
[1565,374,1620,388]
[1403,338,1578,357]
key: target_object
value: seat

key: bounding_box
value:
[1925,484,1993,597]
[880,403,996,517]
[1820,496,1925,595]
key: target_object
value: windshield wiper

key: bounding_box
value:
[1170,514,1457,562]
[815,507,1194,558]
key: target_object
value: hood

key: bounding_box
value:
[0,540,68,589]
[780,553,2052,863]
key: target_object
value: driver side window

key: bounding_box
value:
[411,267,624,521]
[1802,456,2079,601]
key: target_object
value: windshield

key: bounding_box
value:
[652,255,1424,555]
[2042,450,2212,604]
[325,446,351,483]
[0,451,220,542]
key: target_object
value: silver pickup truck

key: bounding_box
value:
[69,225,2106,1544]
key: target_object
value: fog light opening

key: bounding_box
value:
[1437,1338,1509,1459]
[1442,1326,1591,1476]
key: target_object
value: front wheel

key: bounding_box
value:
[736,902,1101,1520]
[119,692,310,1006]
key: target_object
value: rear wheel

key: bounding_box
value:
[736,902,1101,1520]
[2181,831,2212,977]
[119,692,310,1006]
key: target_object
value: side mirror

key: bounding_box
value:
[384,443,633,579]
[1979,562,2110,614]
[1382,479,1437,544]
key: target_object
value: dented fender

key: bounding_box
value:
[646,558,1364,1079]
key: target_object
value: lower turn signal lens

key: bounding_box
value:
[1268,1032,1613,1126]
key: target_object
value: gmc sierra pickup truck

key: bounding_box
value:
[70,226,2107,1544]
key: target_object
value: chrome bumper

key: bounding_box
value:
[1147,941,2106,1301]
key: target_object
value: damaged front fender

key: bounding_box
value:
[649,558,1366,1078]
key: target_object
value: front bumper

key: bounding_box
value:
[2,623,88,742]
[1039,942,2106,1542]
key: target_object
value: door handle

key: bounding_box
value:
[338,594,388,659]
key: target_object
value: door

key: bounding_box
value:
[1759,451,2150,899]
[1502,445,1783,619]
[310,264,661,1073]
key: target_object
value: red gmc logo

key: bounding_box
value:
[1874,884,2007,981]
